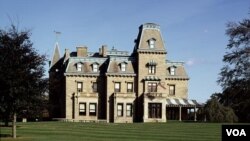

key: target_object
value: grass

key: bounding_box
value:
[0,121,221,141]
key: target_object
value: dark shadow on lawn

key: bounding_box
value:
[0,134,12,138]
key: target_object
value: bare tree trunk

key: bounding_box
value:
[12,113,16,138]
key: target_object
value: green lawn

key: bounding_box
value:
[0,121,221,141]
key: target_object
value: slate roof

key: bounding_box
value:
[106,56,136,75]
[166,61,189,80]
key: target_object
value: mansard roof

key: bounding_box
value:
[134,23,166,53]
[106,56,136,76]
[166,61,189,80]
[65,57,107,74]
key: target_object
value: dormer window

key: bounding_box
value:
[92,63,98,72]
[148,38,156,49]
[77,63,82,71]
[120,62,127,72]
[170,66,176,75]
[121,63,126,71]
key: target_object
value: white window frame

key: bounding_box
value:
[149,39,155,48]
[169,85,175,95]
[115,82,121,92]
[117,103,123,117]
[79,103,86,116]
[170,67,175,75]
[148,65,156,74]
[126,104,132,117]
[93,64,98,72]
[121,63,126,72]
[127,82,133,93]
[77,82,83,92]
[77,63,82,71]
[89,103,96,116]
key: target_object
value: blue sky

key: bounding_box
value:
[0,0,249,102]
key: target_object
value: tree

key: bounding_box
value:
[0,25,47,138]
[218,17,250,122]
[204,93,238,123]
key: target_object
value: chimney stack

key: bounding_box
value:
[99,45,107,57]
[77,46,88,57]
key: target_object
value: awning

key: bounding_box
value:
[166,98,203,107]
[147,60,157,66]
[144,76,161,81]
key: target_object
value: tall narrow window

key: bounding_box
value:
[89,103,96,116]
[169,85,175,95]
[121,63,126,72]
[117,103,123,117]
[127,82,133,93]
[92,82,98,92]
[114,82,121,92]
[148,103,162,118]
[93,64,98,72]
[126,104,132,117]
[77,63,82,71]
[149,39,155,48]
[79,103,86,116]
[148,82,157,92]
[148,65,156,74]
[77,82,83,92]
[170,67,175,75]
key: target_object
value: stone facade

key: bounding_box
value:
[49,23,190,123]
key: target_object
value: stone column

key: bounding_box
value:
[179,106,182,121]
[194,106,197,122]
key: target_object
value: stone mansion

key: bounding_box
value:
[49,23,201,123]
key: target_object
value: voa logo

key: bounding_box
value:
[226,129,246,136]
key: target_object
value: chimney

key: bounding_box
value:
[99,45,107,57]
[77,46,88,57]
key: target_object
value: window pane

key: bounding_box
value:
[121,63,126,71]
[77,82,83,92]
[149,40,155,48]
[118,105,122,110]
[115,82,121,92]
[117,104,123,116]
[93,82,97,92]
[170,67,175,75]
[148,83,157,92]
[115,83,120,89]
[127,83,133,92]
[126,104,132,117]
[169,85,175,95]
[93,64,98,72]
[89,103,96,116]
[77,64,82,71]
[77,83,82,88]
[79,103,86,115]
